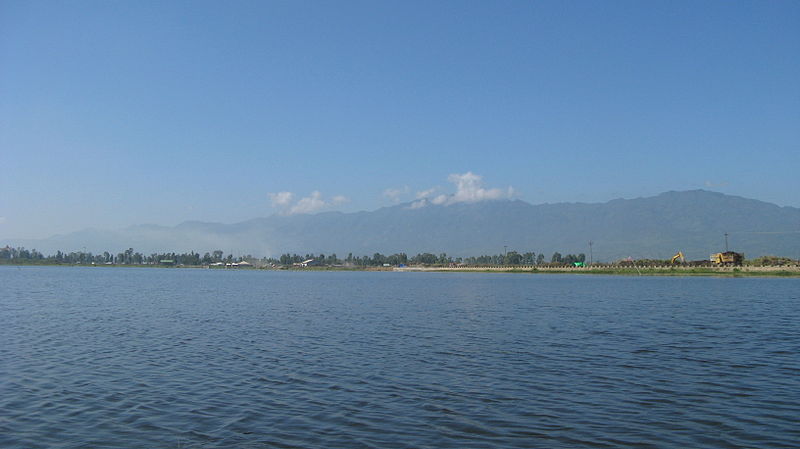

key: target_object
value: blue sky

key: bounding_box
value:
[2,1,798,238]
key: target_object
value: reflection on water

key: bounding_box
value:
[1,266,798,448]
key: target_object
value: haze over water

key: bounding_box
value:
[2,266,798,448]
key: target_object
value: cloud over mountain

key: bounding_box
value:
[269,191,349,215]
[383,186,410,203]
[412,172,514,208]
[268,192,294,207]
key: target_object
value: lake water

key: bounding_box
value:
[1,266,798,448]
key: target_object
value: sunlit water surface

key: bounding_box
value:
[1,266,798,448]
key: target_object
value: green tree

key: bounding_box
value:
[506,251,522,265]
[413,253,437,265]
[522,252,535,265]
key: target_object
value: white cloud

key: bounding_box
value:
[269,191,349,215]
[416,188,437,199]
[446,172,511,204]
[405,172,513,209]
[0,217,5,224]
[431,194,448,205]
[429,172,513,207]
[268,191,294,207]
[289,191,326,214]
[331,195,349,205]
[383,186,410,203]
[409,199,428,209]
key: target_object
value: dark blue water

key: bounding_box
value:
[1,266,798,448]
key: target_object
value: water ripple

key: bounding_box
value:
[1,267,798,448]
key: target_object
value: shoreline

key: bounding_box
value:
[3,263,800,277]
[392,265,800,277]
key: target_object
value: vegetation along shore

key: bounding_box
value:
[2,246,798,277]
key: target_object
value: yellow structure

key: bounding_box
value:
[710,251,743,266]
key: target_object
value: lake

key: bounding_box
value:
[1,266,798,448]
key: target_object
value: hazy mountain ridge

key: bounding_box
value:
[6,190,800,261]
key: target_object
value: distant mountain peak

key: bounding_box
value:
[5,190,798,260]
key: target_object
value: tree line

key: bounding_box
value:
[0,246,255,266]
[276,251,584,266]
[1,246,586,267]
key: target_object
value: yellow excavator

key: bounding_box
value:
[671,251,685,264]
[711,233,744,266]
[710,251,743,266]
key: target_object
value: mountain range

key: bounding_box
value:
[6,190,800,261]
